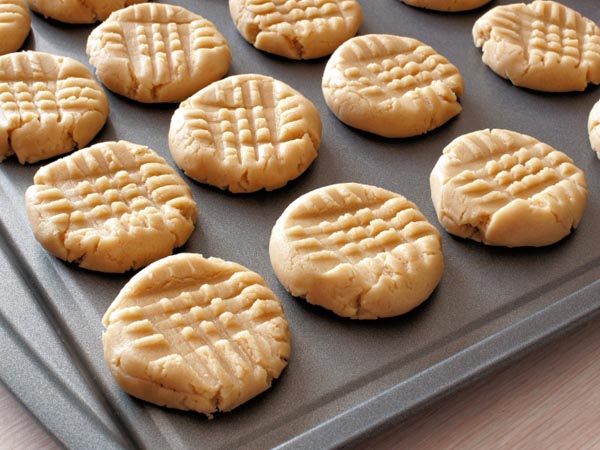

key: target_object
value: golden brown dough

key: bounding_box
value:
[169,74,321,193]
[430,129,588,247]
[0,51,109,164]
[322,34,464,138]
[27,0,146,24]
[473,1,600,92]
[401,0,491,12]
[103,253,291,417]
[0,0,30,54]
[229,0,363,59]
[87,3,231,103]
[270,183,444,319]
[25,141,198,272]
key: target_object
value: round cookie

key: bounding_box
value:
[269,183,444,319]
[430,129,588,247]
[169,74,321,193]
[27,0,146,24]
[102,253,291,417]
[401,0,491,12]
[87,3,231,103]
[25,141,198,273]
[0,51,109,164]
[229,0,363,60]
[322,34,464,138]
[473,1,600,92]
[0,0,30,54]
[589,99,600,159]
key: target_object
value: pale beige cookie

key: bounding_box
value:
[322,34,464,138]
[87,3,231,103]
[169,74,321,193]
[401,0,491,12]
[0,51,109,164]
[0,0,30,54]
[25,141,198,272]
[430,129,588,247]
[102,253,290,417]
[269,183,444,319]
[229,0,363,60]
[473,1,600,92]
[27,0,145,24]
[589,99,600,159]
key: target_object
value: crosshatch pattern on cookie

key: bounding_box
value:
[322,34,464,137]
[438,131,584,206]
[431,129,588,246]
[0,0,30,54]
[473,0,600,91]
[103,254,290,415]
[230,0,362,59]
[87,4,231,102]
[26,141,197,272]
[333,35,462,103]
[281,185,439,280]
[270,183,443,319]
[170,74,320,193]
[0,51,108,164]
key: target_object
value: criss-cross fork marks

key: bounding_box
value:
[0,52,106,132]
[481,1,599,68]
[333,35,463,104]
[283,186,439,284]
[244,0,356,30]
[94,5,228,89]
[0,79,106,131]
[443,131,582,210]
[0,0,28,28]
[32,143,193,238]
[113,269,287,405]
[182,78,308,166]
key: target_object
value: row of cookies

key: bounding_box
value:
[3,1,599,164]
[22,127,589,418]
[4,0,597,420]
[3,0,596,316]
[0,4,233,163]
[28,128,587,416]
[100,0,594,414]
[0,1,293,418]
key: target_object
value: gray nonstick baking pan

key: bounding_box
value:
[1,1,599,449]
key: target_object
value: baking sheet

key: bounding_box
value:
[1,1,599,449]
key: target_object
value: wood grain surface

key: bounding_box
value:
[2,313,600,450]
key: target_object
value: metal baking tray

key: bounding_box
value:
[1,1,599,448]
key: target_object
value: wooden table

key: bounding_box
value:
[3,313,600,450]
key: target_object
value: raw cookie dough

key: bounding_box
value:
[229,0,363,60]
[589,99,600,159]
[27,0,146,24]
[322,34,464,138]
[169,73,321,193]
[0,0,30,54]
[87,3,231,103]
[472,0,600,92]
[269,182,444,319]
[103,253,291,417]
[430,129,588,247]
[400,0,491,12]
[25,141,198,272]
[0,51,109,164]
